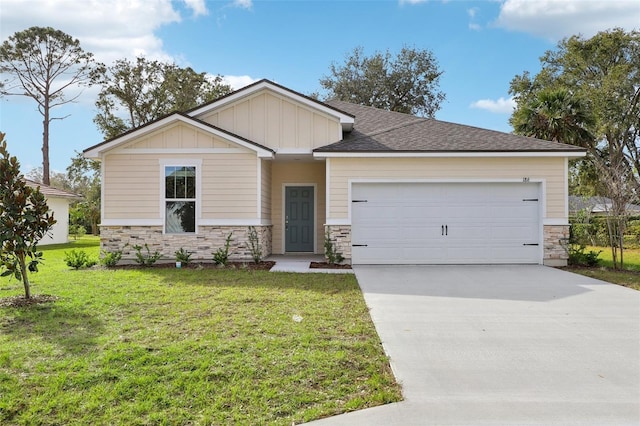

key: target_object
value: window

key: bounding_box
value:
[165,166,196,233]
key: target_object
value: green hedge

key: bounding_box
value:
[570,215,640,248]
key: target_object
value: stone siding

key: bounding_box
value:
[100,225,272,262]
[325,225,352,264]
[543,224,570,267]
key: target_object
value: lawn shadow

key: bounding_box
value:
[0,301,105,353]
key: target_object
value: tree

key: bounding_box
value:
[509,28,640,268]
[66,152,101,235]
[319,46,445,118]
[0,133,56,299]
[94,57,233,138]
[0,27,104,185]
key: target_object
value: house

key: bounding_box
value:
[24,179,81,245]
[569,196,640,216]
[83,79,585,266]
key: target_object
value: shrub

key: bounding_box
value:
[568,244,602,267]
[132,243,163,266]
[213,232,233,266]
[174,248,193,266]
[64,249,97,269]
[100,249,123,267]
[324,229,344,265]
[68,224,86,240]
[247,226,262,264]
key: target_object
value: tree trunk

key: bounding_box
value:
[18,252,31,299]
[42,96,50,185]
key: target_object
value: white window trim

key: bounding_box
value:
[159,159,202,234]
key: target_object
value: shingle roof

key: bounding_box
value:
[24,179,81,199]
[314,100,586,153]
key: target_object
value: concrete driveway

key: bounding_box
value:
[309,265,640,425]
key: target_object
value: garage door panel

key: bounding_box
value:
[351,182,541,265]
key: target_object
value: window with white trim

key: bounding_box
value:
[164,166,196,233]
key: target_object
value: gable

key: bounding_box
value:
[194,88,343,151]
[119,123,239,152]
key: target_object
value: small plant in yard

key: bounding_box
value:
[568,244,602,267]
[247,226,262,263]
[132,243,163,266]
[100,249,123,267]
[324,228,344,265]
[174,247,193,266]
[68,224,86,240]
[213,232,233,266]
[63,249,97,269]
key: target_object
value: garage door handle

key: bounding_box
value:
[446,225,448,236]
[523,243,539,246]
[442,225,444,236]
[352,244,368,247]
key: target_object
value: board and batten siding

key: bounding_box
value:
[119,122,238,150]
[102,152,259,221]
[197,90,341,150]
[261,159,272,220]
[327,157,567,221]
[271,162,326,254]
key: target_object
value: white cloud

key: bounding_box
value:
[232,0,253,10]
[183,0,208,16]
[494,0,640,40]
[222,75,260,90]
[399,0,429,5]
[467,7,479,18]
[470,97,516,114]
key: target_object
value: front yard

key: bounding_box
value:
[0,237,401,425]
[565,246,640,291]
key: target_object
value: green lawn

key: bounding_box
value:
[0,237,401,425]
[566,246,640,291]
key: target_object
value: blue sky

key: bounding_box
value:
[1,0,638,175]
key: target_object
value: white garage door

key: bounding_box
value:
[351,182,541,264]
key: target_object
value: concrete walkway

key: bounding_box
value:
[267,255,353,274]
[309,265,640,425]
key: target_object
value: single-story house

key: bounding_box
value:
[569,196,640,216]
[83,79,585,266]
[24,179,81,245]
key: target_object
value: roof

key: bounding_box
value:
[23,179,82,199]
[313,100,587,154]
[569,196,640,214]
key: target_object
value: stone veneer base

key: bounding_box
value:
[100,225,272,262]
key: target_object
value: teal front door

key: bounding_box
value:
[285,186,314,252]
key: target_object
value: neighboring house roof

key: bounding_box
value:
[314,100,586,154]
[23,179,82,199]
[569,196,640,215]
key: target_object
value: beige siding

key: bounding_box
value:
[271,162,326,254]
[261,160,272,220]
[103,152,258,221]
[328,157,567,220]
[121,123,236,150]
[197,90,341,150]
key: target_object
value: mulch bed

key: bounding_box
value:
[108,261,276,271]
[0,294,59,308]
[310,262,352,270]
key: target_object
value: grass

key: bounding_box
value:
[0,237,401,425]
[566,245,640,291]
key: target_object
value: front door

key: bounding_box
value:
[285,186,314,252]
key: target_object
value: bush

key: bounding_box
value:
[213,233,232,266]
[64,249,97,269]
[247,226,262,264]
[132,244,163,266]
[100,249,123,267]
[324,229,344,265]
[174,248,193,266]
[68,224,86,240]
[568,244,602,267]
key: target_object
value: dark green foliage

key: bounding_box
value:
[131,244,163,266]
[174,248,192,265]
[63,249,97,269]
[68,224,86,240]
[213,233,233,266]
[100,249,123,267]
[247,226,262,264]
[320,45,445,118]
[0,133,56,298]
[568,244,602,267]
[324,229,344,265]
